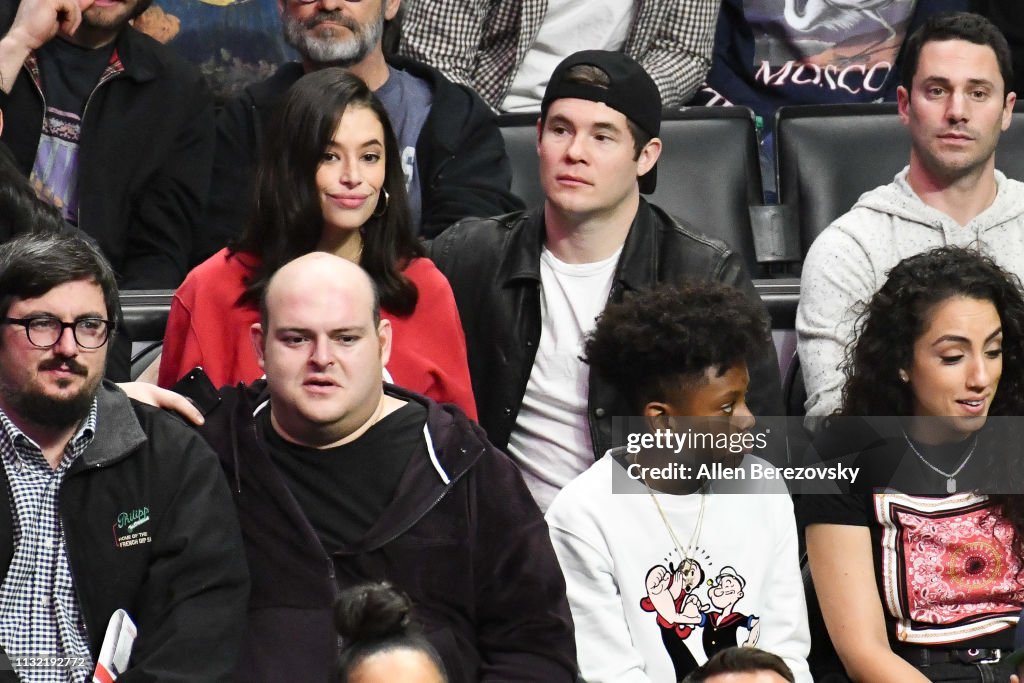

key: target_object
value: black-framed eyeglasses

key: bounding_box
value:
[2,316,115,349]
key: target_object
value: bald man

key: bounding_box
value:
[191,252,576,683]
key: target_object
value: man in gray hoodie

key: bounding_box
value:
[797,12,1023,419]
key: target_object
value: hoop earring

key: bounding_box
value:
[371,189,389,218]
[899,369,909,383]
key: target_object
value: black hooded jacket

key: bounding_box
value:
[197,381,576,683]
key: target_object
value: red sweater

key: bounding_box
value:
[158,249,477,420]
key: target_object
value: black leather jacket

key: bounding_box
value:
[430,200,784,459]
[197,381,576,683]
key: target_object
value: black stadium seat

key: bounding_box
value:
[121,290,173,380]
[498,107,765,275]
[776,103,1024,256]
[653,108,763,276]
[120,282,802,382]
[497,112,542,209]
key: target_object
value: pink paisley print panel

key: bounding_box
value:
[895,503,1024,625]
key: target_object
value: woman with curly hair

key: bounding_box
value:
[802,246,1024,682]
[156,68,476,418]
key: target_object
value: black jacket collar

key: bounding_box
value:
[111,27,163,83]
[497,198,664,293]
[215,380,486,551]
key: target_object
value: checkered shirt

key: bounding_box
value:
[399,0,718,109]
[0,403,98,683]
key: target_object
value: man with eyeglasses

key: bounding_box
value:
[0,232,248,682]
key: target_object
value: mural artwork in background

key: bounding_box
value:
[134,0,296,100]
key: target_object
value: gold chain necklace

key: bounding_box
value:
[643,477,707,566]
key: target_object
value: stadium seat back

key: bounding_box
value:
[499,107,764,275]
[777,103,1024,256]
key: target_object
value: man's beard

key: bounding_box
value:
[81,0,153,31]
[281,9,384,67]
[4,357,101,429]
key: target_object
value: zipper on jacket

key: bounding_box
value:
[362,445,480,552]
[23,54,123,156]
[334,438,483,557]
[24,59,47,139]
[57,506,92,652]
[79,61,124,152]
[23,52,123,232]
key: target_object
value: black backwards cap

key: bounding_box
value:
[541,50,662,193]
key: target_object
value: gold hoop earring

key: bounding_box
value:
[371,189,389,218]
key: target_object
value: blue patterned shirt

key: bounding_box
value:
[0,403,98,682]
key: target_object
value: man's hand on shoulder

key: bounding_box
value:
[118,381,206,426]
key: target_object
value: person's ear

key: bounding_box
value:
[250,323,267,371]
[378,318,392,367]
[637,137,662,177]
[643,401,673,434]
[1002,90,1016,131]
[897,85,911,126]
[643,401,669,418]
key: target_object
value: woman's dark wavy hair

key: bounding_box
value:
[232,68,423,315]
[584,281,770,412]
[335,582,447,682]
[841,246,1024,417]
[840,246,1024,557]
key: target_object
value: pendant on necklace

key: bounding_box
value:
[947,477,956,494]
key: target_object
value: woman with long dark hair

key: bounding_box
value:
[157,68,476,418]
[801,246,1024,682]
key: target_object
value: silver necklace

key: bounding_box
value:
[902,432,978,494]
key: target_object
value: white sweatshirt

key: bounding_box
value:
[797,167,1024,419]
[545,452,811,683]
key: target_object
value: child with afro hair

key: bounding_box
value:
[546,281,811,683]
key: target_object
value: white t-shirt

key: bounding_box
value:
[501,0,637,112]
[506,246,621,511]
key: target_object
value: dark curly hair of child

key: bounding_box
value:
[584,281,771,412]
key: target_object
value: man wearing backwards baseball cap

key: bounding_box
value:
[431,50,782,511]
